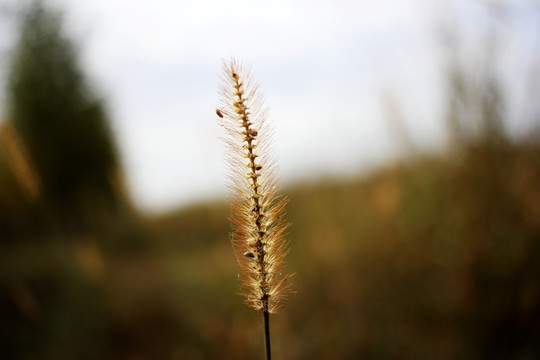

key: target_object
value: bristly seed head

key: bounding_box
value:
[217,59,293,314]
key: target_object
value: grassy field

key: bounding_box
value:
[2,139,539,359]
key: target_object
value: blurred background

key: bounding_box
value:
[1,0,539,359]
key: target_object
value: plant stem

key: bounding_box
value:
[263,310,271,360]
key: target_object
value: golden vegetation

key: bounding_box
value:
[0,122,41,202]
[218,60,293,314]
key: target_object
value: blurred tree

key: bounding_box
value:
[5,0,122,235]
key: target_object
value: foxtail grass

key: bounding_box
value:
[217,59,293,359]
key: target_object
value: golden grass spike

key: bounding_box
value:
[217,59,293,317]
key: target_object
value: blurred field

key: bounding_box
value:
[2,138,540,359]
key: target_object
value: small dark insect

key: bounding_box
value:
[243,251,255,258]
[216,109,224,118]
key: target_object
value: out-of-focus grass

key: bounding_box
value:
[1,140,540,359]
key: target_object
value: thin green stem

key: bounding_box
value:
[263,310,271,360]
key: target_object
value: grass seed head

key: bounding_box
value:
[218,59,293,313]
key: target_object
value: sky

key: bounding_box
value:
[0,0,538,212]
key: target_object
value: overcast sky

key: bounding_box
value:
[1,0,538,212]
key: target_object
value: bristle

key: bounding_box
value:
[218,59,293,314]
